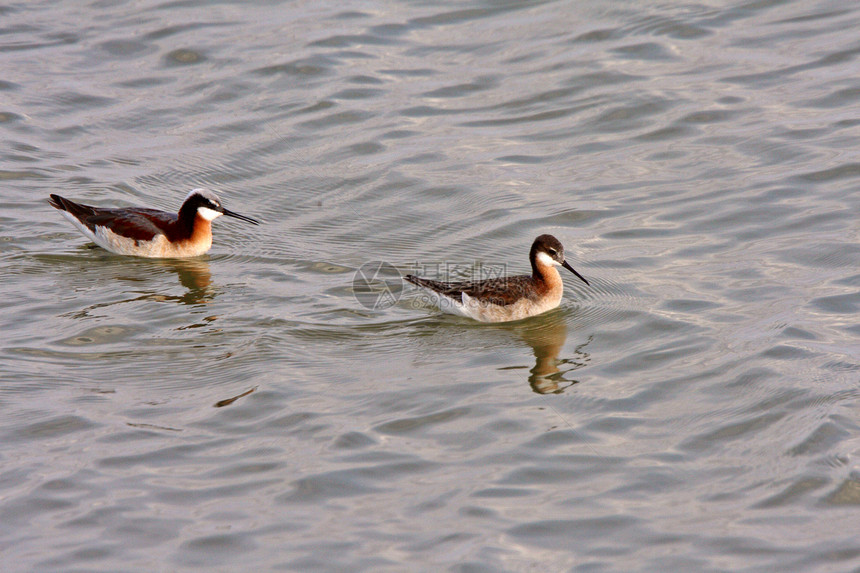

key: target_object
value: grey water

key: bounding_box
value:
[1,0,859,571]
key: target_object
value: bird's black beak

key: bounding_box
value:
[222,208,260,225]
[562,260,590,286]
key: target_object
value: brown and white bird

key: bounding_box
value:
[49,188,259,258]
[405,234,589,322]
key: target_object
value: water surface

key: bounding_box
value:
[1,0,859,570]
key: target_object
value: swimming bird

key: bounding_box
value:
[405,234,589,323]
[48,188,259,258]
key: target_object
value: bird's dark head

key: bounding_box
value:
[183,188,259,225]
[531,234,589,286]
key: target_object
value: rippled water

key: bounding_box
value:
[2,0,859,570]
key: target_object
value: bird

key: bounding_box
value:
[405,234,589,323]
[48,188,259,258]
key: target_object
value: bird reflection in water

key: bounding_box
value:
[165,258,215,306]
[149,259,221,331]
[515,315,592,394]
[62,257,217,322]
[114,258,215,307]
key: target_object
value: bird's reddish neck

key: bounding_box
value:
[176,202,200,235]
[530,251,563,296]
[190,214,212,244]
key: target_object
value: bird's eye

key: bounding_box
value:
[548,249,557,255]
